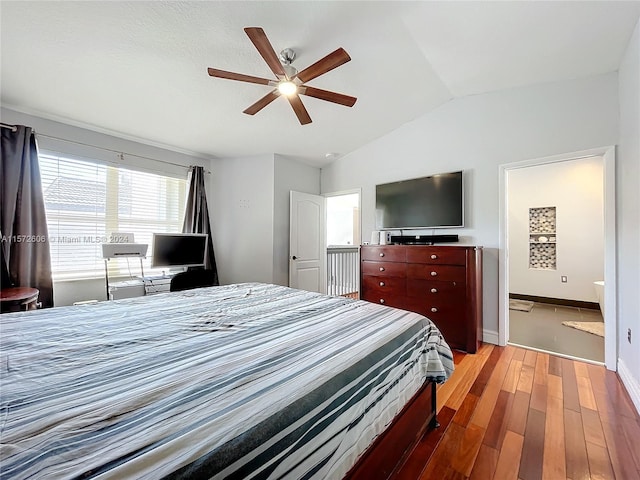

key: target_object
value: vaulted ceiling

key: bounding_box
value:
[2,1,639,167]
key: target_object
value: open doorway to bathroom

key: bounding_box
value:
[507,156,605,363]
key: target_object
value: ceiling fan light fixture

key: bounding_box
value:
[278,80,298,96]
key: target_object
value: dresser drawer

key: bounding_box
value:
[362,275,406,294]
[361,246,406,262]
[406,247,466,265]
[404,299,466,347]
[360,290,407,309]
[405,297,466,320]
[406,264,466,282]
[406,279,466,299]
[362,261,407,278]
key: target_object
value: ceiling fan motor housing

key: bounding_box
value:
[279,49,298,79]
[279,48,296,65]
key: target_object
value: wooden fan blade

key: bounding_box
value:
[207,68,271,85]
[295,48,351,84]
[300,86,357,107]
[244,27,286,78]
[243,89,280,116]
[286,94,312,125]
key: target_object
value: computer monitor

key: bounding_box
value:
[151,233,207,268]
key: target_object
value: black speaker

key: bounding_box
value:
[390,234,459,245]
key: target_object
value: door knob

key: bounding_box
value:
[292,256,298,260]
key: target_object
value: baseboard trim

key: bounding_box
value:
[618,358,640,415]
[483,329,500,345]
[509,293,600,311]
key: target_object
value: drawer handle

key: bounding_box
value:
[379,281,385,287]
[431,254,437,259]
[379,252,385,257]
[380,299,385,304]
[431,307,438,313]
[379,267,385,272]
[430,288,438,293]
[430,271,437,276]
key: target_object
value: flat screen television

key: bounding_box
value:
[151,233,207,268]
[375,171,464,230]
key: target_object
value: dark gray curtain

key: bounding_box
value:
[183,165,218,285]
[0,125,54,307]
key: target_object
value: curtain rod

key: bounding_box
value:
[35,132,211,174]
[1,122,18,132]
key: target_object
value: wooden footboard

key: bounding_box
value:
[345,381,438,480]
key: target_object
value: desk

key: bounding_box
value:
[0,287,39,312]
[108,274,176,300]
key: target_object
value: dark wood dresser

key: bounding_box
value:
[360,245,483,353]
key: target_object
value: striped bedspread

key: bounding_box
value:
[0,283,453,479]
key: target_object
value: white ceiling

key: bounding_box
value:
[2,1,639,167]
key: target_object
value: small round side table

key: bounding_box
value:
[0,287,39,313]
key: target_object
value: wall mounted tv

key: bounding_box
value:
[151,233,208,268]
[375,171,464,230]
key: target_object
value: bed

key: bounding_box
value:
[0,283,453,479]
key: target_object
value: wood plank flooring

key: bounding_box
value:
[395,344,640,480]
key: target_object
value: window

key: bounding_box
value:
[40,153,187,280]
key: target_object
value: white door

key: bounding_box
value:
[289,191,325,293]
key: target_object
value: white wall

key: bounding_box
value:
[508,157,604,302]
[0,107,215,306]
[273,155,321,287]
[617,17,640,412]
[321,73,618,340]
[211,155,275,285]
[209,154,320,287]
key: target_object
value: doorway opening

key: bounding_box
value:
[326,190,361,298]
[507,157,604,363]
[499,146,617,369]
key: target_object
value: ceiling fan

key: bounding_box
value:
[207,27,357,125]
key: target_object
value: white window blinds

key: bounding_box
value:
[39,153,187,280]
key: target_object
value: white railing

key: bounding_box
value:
[327,246,359,298]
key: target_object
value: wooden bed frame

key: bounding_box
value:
[345,381,438,479]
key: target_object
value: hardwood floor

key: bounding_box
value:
[395,344,640,480]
